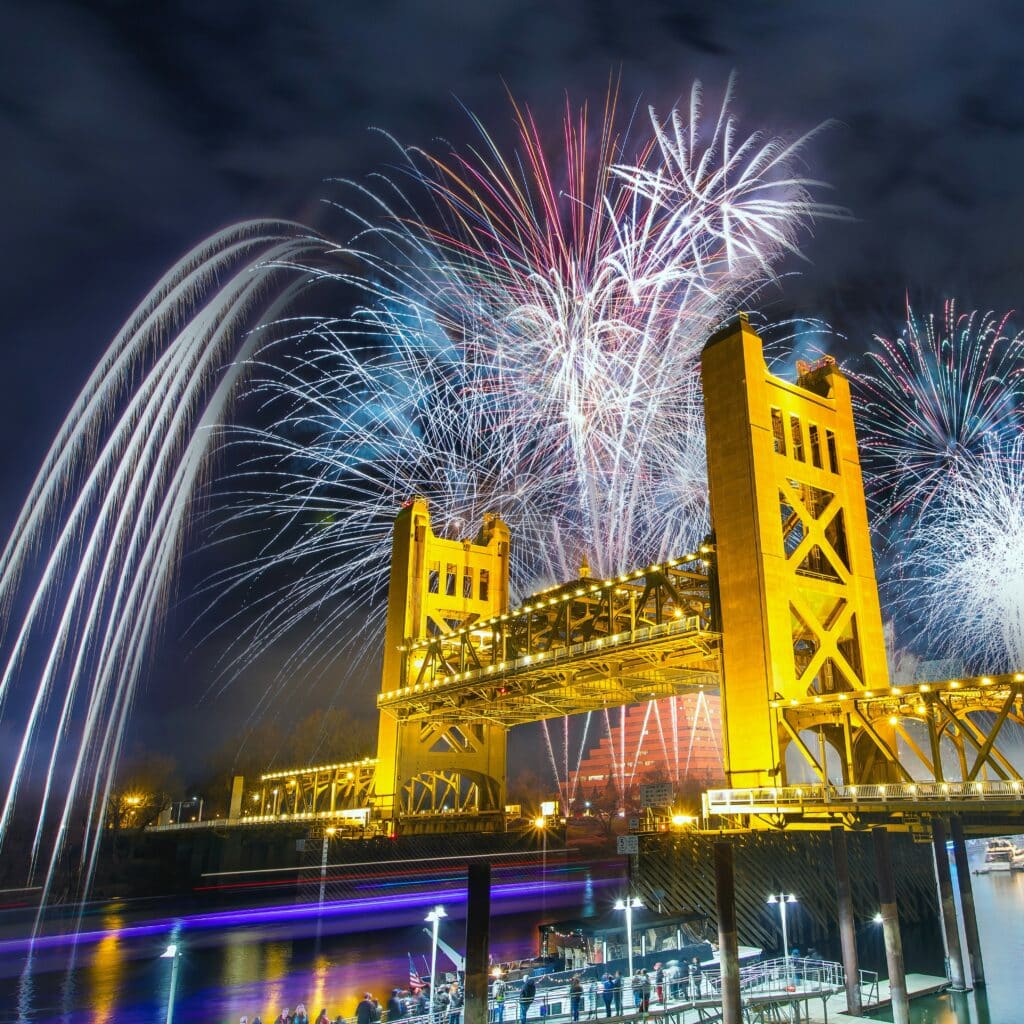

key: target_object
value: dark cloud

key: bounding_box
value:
[3,0,1024,750]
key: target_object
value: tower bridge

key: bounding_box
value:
[216,314,1024,837]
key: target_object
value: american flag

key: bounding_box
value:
[409,953,424,991]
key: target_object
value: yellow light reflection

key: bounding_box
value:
[87,918,124,1024]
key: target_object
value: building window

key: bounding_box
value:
[479,569,490,602]
[428,561,440,594]
[463,567,474,599]
[445,563,457,596]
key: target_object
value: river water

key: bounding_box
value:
[0,844,1019,1023]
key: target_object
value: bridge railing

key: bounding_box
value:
[704,779,1024,815]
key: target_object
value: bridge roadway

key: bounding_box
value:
[377,553,720,726]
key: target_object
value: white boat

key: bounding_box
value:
[984,838,1017,871]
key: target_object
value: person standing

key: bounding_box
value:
[357,997,375,1024]
[519,976,536,1024]
[492,975,506,1024]
[639,971,651,1014]
[653,965,663,1006]
[688,959,702,1000]
[570,976,584,1023]
[388,990,406,1022]
[601,974,613,1018]
[612,972,623,1017]
[631,972,642,1012]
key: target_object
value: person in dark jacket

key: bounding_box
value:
[601,974,613,1018]
[388,990,406,1021]
[357,994,376,1024]
[612,972,623,1017]
[519,977,536,1023]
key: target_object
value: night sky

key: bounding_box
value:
[3,1,1024,767]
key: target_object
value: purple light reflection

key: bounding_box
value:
[0,876,613,957]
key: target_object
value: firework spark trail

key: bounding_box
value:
[893,436,1024,672]
[0,222,335,901]
[853,300,1024,517]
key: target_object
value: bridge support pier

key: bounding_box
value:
[873,827,909,1024]
[714,841,742,1024]
[931,818,967,990]
[950,815,986,988]
[464,863,491,1024]
[830,826,862,1015]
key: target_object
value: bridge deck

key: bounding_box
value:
[379,618,720,724]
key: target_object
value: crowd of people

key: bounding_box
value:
[234,979,463,1024]
[234,958,710,1024]
[563,958,706,1022]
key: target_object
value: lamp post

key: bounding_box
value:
[319,827,336,904]
[614,896,643,978]
[426,904,447,1012]
[766,893,797,983]
[160,942,181,1024]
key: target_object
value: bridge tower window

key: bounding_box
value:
[445,563,457,596]
[479,568,490,602]
[771,408,786,454]
[826,430,840,474]
[790,415,805,462]
[808,423,823,469]
[428,560,440,594]
[463,566,474,599]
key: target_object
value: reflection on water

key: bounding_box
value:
[0,862,616,1023]
[17,848,1024,1024]
[87,926,123,1024]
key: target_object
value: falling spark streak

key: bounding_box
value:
[0,222,335,903]
[0,82,833,896]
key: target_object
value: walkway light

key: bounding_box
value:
[614,896,643,977]
[767,893,797,983]
[426,905,447,1000]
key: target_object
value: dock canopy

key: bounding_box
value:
[539,907,711,968]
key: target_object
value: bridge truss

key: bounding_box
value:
[377,552,720,727]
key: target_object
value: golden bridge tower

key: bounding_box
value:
[373,498,511,827]
[701,315,890,788]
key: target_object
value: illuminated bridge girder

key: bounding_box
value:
[777,673,1024,786]
[379,558,720,726]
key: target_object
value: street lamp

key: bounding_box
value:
[766,893,797,983]
[319,826,336,904]
[614,896,643,978]
[160,942,181,1024]
[426,904,447,1010]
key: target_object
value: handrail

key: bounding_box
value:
[705,779,1024,814]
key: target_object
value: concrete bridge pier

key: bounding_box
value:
[931,817,967,990]
[830,826,862,1015]
[464,863,491,1024]
[713,841,742,1024]
[950,814,986,988]
[873,826,910,1024]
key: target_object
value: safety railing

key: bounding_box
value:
[704,779,1024,815]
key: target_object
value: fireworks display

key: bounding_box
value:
[893,436,1024,672]
[854,300,1024,515]
[0,79,836,894]
[852,301,1024,674]
[214,80,835,691]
